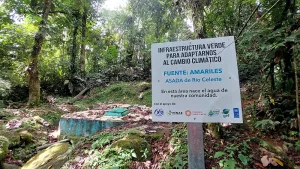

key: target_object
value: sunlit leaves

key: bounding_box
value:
[0,78,12,97]
[0,4,13,26]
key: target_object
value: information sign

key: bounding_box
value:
[151,36,243,123]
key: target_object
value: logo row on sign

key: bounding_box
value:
[154,108,240,118]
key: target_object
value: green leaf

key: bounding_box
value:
[214,151,225,158]
[238,154,249,165]
[226,159,237,169]
[131,152,137,158]
[33,15,42,22]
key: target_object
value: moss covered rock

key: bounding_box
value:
[145,131,164,141]
[111,134,151,161]
[21,118,42,130]
[0,136,9,161]
[21,142,71,169]
[0,130,20,148]
[19,131,32,144]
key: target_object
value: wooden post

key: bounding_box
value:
[187,123,205,169]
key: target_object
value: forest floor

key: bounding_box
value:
[1,82,300,169]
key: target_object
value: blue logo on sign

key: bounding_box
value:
[233,108,239,118]
[154,108,164,116]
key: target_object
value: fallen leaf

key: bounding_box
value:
[261,155,270,167]
[272,158,283,166]
[5,119,22,129]
[254,162,264,168]
[282,144,289,152]
[270,98,275,105]
[269,158,278,166]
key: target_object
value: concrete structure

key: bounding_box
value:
[59,117,126,136]
[58,104,151,137]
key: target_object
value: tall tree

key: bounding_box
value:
[188,0,207,38]
[70,9,80,78]
[80,4,88,78]
[27,0,52,106]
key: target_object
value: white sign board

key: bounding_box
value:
[151,36,243,123]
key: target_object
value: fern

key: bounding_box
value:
[254,119,280,131]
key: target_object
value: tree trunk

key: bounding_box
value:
[27,0,52,107]
[236,1,242,35]
[80,6,87,79]
[270,57,276,99]
[125,48,134,67]
[293,54,300,136]
[68,87,89,104]
[189,0,206,39]
[285,27,296,92]
[70,10,80,78]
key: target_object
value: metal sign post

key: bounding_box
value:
[187,123,205,169]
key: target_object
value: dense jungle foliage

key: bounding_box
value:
[0,0,300,168]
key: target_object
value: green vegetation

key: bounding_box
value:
[62,128,155,168]
[63,82,152,110]
[162,124,188,169]
[0,136,9,161]
[0,0,299,168]
[12,143,37,163]
[295,140,300,152]
[40,111,62,126]
[213,140,252,169]
[111,134,151,161]
[88,134,151,168]
[0,131,21,148]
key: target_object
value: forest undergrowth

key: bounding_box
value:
[1,82,300,169]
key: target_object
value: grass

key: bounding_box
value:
[59,82,152,111]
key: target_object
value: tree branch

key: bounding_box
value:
[248,0,281,30]
[236,3,261,39]
[18,10,69,16]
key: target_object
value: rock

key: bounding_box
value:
[19,131,32,144]
[0,130,20,148]
[21,142,71,169]
[0,136,9,161]
[111,134,151,161]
